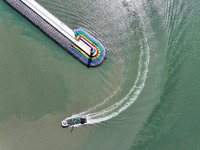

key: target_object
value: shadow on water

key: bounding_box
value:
[70,126,74,133]
[68,124,87,133]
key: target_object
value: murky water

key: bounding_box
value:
[0,0,200,149]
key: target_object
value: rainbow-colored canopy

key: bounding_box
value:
[71,28,106,67]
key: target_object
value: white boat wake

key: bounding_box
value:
[86,33,150,124]
[64,0,151,126]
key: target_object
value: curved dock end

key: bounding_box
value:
[72,29,106,67]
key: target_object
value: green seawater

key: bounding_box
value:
[0,0,200,150]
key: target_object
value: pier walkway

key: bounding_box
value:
[4,0,106,66]
[21,0,91,55]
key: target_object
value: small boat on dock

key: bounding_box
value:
[61,116,87,128]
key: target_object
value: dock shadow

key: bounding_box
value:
[87,48,94,68]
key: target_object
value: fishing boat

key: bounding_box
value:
[61,116,87,128]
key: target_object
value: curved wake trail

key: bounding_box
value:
[67,1,151,126]
[86,32,150,124]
